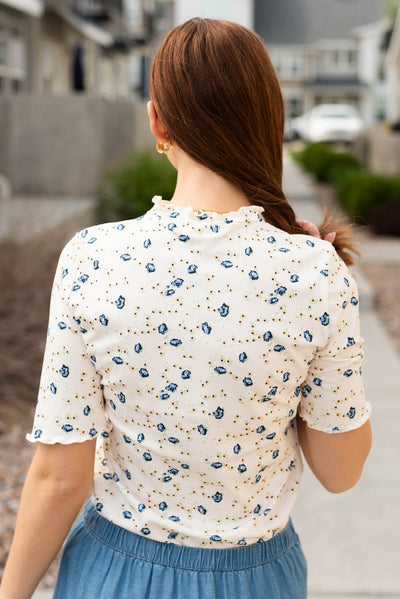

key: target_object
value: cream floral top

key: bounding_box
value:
[27,196,371,547]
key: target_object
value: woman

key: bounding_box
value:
[0,18,371,599]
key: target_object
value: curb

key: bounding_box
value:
[0,174,11,200]
[351,264,376,311]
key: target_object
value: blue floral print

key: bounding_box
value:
[218,303,229,317]
[26,195,371,548]
[59,365,69,377]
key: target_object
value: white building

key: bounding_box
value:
[255,0,393,124]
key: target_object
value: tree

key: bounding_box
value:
[384,0,400,21]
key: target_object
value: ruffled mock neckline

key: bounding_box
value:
[150,196,265,223]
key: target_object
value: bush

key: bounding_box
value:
[293,143,360,183]
[289,149,305,164]
[98,152,177,220]
[324,154,361,184]
[293,143,400,235]
[337,170,400,232]
[295,143,332,180]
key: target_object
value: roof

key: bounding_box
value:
[304,77,368,91]
[0,0,44,16]
[53,5,113,47]
[254,0,389,45]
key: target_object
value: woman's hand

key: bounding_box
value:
[298,219,336,244]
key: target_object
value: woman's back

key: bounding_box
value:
[27,196,370,546]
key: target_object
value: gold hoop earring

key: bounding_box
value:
[156,140,170,155]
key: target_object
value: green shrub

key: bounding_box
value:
[336,170,400,226]
[325,154,361,184]
[98,152,177,220]
[289,149,305,164]
[296,143,333,180]
[294,143,360,183]
[294,143,400,235]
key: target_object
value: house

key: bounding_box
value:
[254,0,391,123]
[0,0,160,195]
[0,0,152,97]
[33,0,139,97]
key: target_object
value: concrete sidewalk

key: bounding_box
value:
[33,155,400,598]
[0,194,97,243]
[282,153,376,311]
[285,152,400,598]
[293,306,400,598]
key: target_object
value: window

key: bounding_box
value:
[12,78,21,92]
[10,27,25,71]
[124,0,143,30]
[153,1,174,33]
[375,96,386,121]
[0,17,27,94]
[287,97,302,118]
[321,48,358,73]
[348,50,357,65]
[274,55,282,73]
[0,22,6,66]
[270,51,303,78]
[76,0,108,17]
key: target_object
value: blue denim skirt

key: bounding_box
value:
[53,499,307,599]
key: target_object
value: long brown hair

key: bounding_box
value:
[150,18,359,265]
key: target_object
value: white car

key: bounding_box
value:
[290,104,364,143]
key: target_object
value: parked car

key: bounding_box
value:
[289,104,364,143]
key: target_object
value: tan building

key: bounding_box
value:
[0,1,169,196]
[35,1,133,97]
[0,0,138,97]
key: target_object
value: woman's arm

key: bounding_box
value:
[296,414,372,493]
[296,221,371,491]
[0,439,96,599]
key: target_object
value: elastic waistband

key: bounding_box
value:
[82,500,299,572]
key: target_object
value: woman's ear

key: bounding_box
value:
[147,100,169,142]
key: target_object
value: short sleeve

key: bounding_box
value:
[298,247,372,433]
[26,234,108,444]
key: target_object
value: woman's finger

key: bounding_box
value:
[297,220,321,238]
[324,232,336,244]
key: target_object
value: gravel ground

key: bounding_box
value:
[0,237,63,587]
[0,428,62,588]
[1,232,399,590]
[360,263,400,356]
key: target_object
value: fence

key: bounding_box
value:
[0,95,154,196]
[353,127,400,176]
